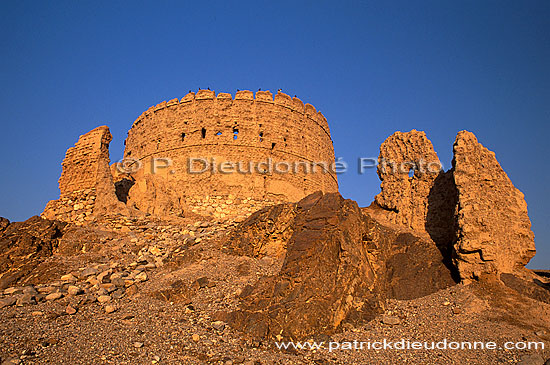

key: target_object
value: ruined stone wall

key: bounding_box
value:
[374,130,443,232]
[453,131,536,279]
[123,90,338,217]
[370,129,536,282]
[42,126,123,224]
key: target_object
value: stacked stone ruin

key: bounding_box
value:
[41,91,536,283]
[372,130,536,282]
[122,89,338,217]
[43,90,338,222]
[42,126,123,224]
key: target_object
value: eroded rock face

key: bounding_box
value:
[381,231,458,299]
[0,216,66,289]
[373,129,536,282]
[0,217,9,234]
[226,193,382,340]
[452,131,536,280]
[42,126,125,223]
[224,193,323,258]
[374,130,443,234]
[225,192,455,340]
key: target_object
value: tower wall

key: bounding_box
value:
[123,90,338,218]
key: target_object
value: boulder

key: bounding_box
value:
[0,216,66,289]
[224,192,313,258]
[224,192,455,340]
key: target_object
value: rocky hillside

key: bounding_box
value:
[1,129,549,364]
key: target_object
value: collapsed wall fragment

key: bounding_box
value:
[374,130,443,232]
[373,129,536,282]
[42,126,125,224]
[452,131,536,280]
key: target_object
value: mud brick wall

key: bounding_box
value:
[43,126,122,223]
[123,90,339,216]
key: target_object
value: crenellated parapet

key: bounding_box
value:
[131,90,331,139]
[42,89,339,221]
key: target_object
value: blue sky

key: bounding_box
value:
[1,1,548,268]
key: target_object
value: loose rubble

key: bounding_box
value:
[1,129,548,364]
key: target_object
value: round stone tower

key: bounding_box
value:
[122,89,338,218]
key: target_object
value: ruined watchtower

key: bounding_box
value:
[122,89,338,218]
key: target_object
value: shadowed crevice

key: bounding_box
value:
[115,178,135,204]
[426,169,460,283]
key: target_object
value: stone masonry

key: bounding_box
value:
[452,131,536,280]
[122,90,338,217]
[374,130,443,233]
[372,129,536,281]
[42,126,123,224]
[39,92,536,283]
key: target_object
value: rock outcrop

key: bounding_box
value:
[42,126,125,224]
[452,131,536,280]
[0,217,9,234]
[225,193,310,258]
[225,192,455,340]
[373,129,536,282]
[0,216,66,289]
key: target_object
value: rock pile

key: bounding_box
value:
[0,258,150,313]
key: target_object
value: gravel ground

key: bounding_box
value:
[1,216,549,364]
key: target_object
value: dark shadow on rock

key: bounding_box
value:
[425,169,460,283]
[223,192,457,341]
[534,279,550,292]
[533,270,550,279]
[500,273,550,304]
[115,178,135,203]
[384,233,457,300]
